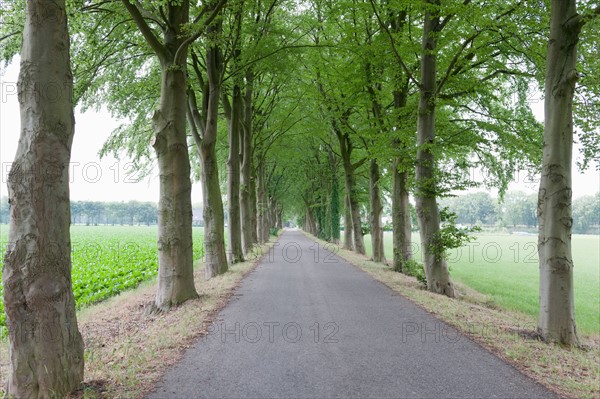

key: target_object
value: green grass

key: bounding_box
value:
[0,225,205,330]
[361,232,600,336]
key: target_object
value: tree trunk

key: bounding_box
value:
[306,205,318,236]
[153,67,198,307]
[3,0,84,395]
[201,26,228,279]
[256,157,268,243]
[277,206,284,230]
[240,69,255,255]
[269,197,276,231]
[330,162,341,244]
[250,172,258,243]
[122,0,198,310]
[392,158,412,272]
[335,129,366,254]
[227,83,244,263]
[369,159,385,262]
[344,193,354,250]
[415,0,455,297]
[537,0,582,345]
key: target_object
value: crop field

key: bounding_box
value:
[0,225,205,330]
[362,232,600,336]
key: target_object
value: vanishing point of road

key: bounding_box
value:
[148,229,555,398]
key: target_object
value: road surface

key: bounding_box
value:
[148,229,555,398]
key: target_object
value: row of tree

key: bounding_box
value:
[2,192,597,233]
[439,192,600,233]
[0,198,162,226]
[0,0,598,396]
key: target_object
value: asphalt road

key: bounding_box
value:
[148,229,555,398]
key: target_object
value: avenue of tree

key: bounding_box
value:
[0,0,599,396]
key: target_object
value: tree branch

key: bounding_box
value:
[187,88,206,142]
[435,0,472,32]
[439,69,533,99]
[0,31,21,43]
[368,0,419,88]
[221,91,232,120]
[173,0,228,64]
[436,31,482,94]
[120,0,168,61]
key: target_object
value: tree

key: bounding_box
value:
[2,0,84,395]
[500,191,537,227]
[414,0,455,297]
[222,1,245,263]
[440,192,497,226]
[119,0,200,308]
[537,0,599,345]
[572,194,600,234]
[187,9,229,278]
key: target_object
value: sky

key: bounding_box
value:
[1,58,599,203]
[1,58,204,203]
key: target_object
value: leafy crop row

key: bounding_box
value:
[0,225,205,331]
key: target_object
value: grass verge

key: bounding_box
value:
[310,232,600,399]
[0,237,277,398]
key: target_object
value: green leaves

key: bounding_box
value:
[0,225,205,332]
[431,207,481,262]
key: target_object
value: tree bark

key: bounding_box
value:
[537,0,582,345]
[3,0,84,395]
[256,157,269,243]
[200,22,228,279]
[344,193,354,250]
[330,154,341,244]
[305,204,318,236]
[369,159,385,262]
[226,83,244,263]
[250,173,258,242]
[335,128,366,254]
[277,205,284,230]
[392,158,412,271]
[122,0,198,310]
[153,67,198,307]
[415,0,455,297]
[240,72,255,254]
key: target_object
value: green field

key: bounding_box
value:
[361,232,600,335]
[0,225,205,329]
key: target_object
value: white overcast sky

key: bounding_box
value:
[0,58,204,203]
[1,58,599,202]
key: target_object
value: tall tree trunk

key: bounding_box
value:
[537,0,583,345]
[154,67,198,306]
[240,70,255,254]
[344,193,354,250]
[277,205,284,229]
[415,0,455,297]
[256,157,268,243]
[250,172,258,243]
[305,204,318,236]
[335,128,366,254]
[391,29,412,272]
[330,159,341,244]
[227,83,244,263]
[268,196,275,231]
[200,22,228,279]
[122,0,198,310]
[369,159,385,262]
[392,158,412,272]
[3,0,84,395]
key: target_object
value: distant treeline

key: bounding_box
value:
[1,192,597,233]
[0,198,166,226]
[437,191,600,234]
